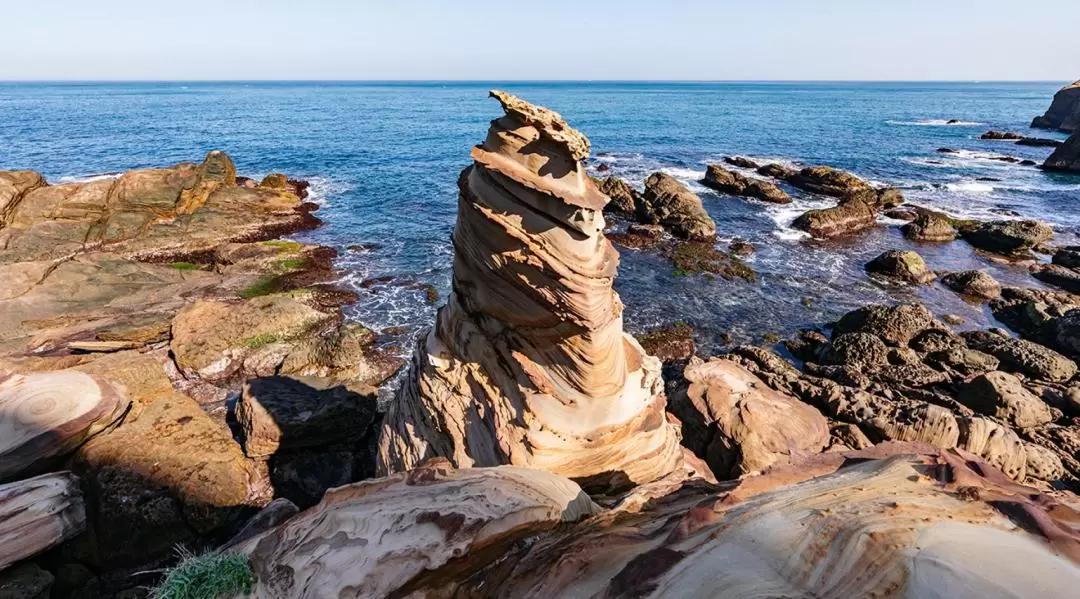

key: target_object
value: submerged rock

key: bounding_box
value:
[701,164,791,204]
[378,91,684,491]
[640,172,717,240]
[1032,80,1080,132]
[865,250,936,284]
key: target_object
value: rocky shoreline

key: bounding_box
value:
[2,87,1080,598]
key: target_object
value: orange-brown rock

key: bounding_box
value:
[378,91,683,492]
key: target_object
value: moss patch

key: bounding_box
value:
[239,332,280,349]
[238,275,283,299]
[273,257,310,271]
[168,262,200,271]
[261,240,303,254]
[151,549,253,599]
[668,241,757,282]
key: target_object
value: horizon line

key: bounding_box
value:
[0,78,1070,84]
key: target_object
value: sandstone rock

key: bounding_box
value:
[832,303,934,346]
[0,371,130,482]
[378,91,684,491]
[170,294,335,385]
[1024,442,1066,482]
[941,270,1002,300]
[1052,308,1080,359]
[822,332,889,369]
[0,472,86,571]
[972,336,1078,383]
[792,198,876,238]
[701,164,791,204]
[1031,80,1080,132]
[669,358,829,478]
[863,403,960,448]
[865,250,936,284]
[639,172,717,240]
[910,328,963,353]
[957,416,1027,480]
[277,322,404,388]
[962,220,1054,255]
[259,173,288,189]
[901,212,957,242]
[958,372,1054,429]
[871,362,949,387]
[787,166,875,200]
[723,156,760,169]
[0,563,53,599]
[0,171,47,229]
[236,375,378,458]
[237,460,599,599]
[1043,131,1080,172]
[594,175,641,217]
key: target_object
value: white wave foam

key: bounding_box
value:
[886,119,984,127]
[302,176,350,206]
[56,173,121,184]
[945,181,995,193]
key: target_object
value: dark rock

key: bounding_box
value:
[980,131,1023,140]
[936,148,960,154]
[1032,264,1080,294]
[962,220,1054,255]
[822,332,890,369]
[901,212,956,242]
[701,165,791,204]
[941,270,1002,300]
[223,497,299,550]
[833,303,934,346]
[596,163,610,172]
[970,336,1078,383]
[595,176,642,217]
[910,328,963,354]
[0,563,53,599]
[1016,137,1063,148]
[1031,80,1080,132]
[636,322,695,364]
[1052,247,1080,268]
[723,156,761,169]
[1043,130,1080,173]
[639,173,716,241]
[958,372,1054,428]
[756,163,798,180]
[1021,159,1038,166]
[1051,309,1080,360]
[271,449,356,509]
[875,188,906,209]
[666,241,756,281]
[884,208,917,221]
[608,223,666,249]
[865,250,936,284]
[792,198,877,238]
[728,239,755,257]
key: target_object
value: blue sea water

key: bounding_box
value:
[1,81,1077,353]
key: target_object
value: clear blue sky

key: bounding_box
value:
[2,0,1076,81]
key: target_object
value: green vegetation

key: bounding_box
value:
[273,257,309,271]
[151,548,253,599]
[168,262,200,271]
[238,275,281,299]
[668,241,757,282]
[261,240,302,254]
[239,332,280,349]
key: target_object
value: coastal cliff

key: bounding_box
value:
[1032,80,1080,133]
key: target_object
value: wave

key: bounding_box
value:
[944,181,995,193]
[886,119,984,127]
[56,173,121,184]
[301,175,350,207]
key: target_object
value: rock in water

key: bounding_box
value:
[377,91,684,491]
[792,198,876,238]
[865,250,936,284]
[1043,130,1080,173]
[236,459,599,598]
[0,371,130,481]
[700,164,791,204]
[901,211,957,242]
[0,472,86,570]
[941,270,1002,300]
[1032,80,1080,132]
[639,172,717,240]
[962,220,1054,255]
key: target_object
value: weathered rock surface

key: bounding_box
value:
[1033,263,1080,293]
[941,270,1002,300]
[792,197,877,238]
[962,220,1054,255]
[701,164,791,204]
[594,175,641,216]
[0,472,85,571]
[1043,130,1080,173]
[0,371,130,482]
[865,250,936,284]
[901,211,957,242]
[970,336,1078,383]
[378,91,684,491]
[238,459,599,599]
[639,172,717,240]
[958,372,1055,429]
[669,358,829,478]
[723,156,760,169]
[1032,80,1080,132]
[832,302,934,346]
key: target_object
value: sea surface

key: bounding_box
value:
[2,81,1078,354]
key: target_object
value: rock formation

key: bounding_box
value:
[639,172,716,240]
[865,250,936,284]
[378,91,684,491]
[962,219,1054,255]
[701,164,791,204]
[901,211,957,242]
[1043,129,1080,173]
[0,472,85,571]
[1032,80,1080,132]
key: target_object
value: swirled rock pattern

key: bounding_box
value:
[378,91,683,491]
[0,371,130,482]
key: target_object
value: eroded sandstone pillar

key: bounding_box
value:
[377,91,682,490]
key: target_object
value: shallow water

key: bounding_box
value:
[2,81,1077,354]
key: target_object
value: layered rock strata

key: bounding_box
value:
[378,91,684,490]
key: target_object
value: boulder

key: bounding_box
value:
[822,332,889,369]
[379,91,684,491]
[756,162,798,180]
[901,212,957,242]
[971,336,1078,383]
[1024,442,1066,482]
[958,372,1054,428]
[237,460,599,599]
[221,498,299,551]
[594,175,641,216]
[941,270,1002,300]
[865,250,936,284]
[832,303,934,346]
[639,172,717,240]
[926,347,1000,378]
[1016,137,1063,147]
[723,156,761,169]
[0,472,86,571]
[259,173,288,189]
[792,198,876,238]
[862,403,960,448]
[1031,80,1080,132]
[271,449,357,510]
[957,416,1027,481]
[910,328,964,353]
[1052,247,1080,268]
[787,166,875,200]
[0,371,130,482]
[701,165,791,204]
[669,358,829,478]
[236,375,379,458]
[1032,263,1080,293]
[1043,130,1080,173]
[962,220,1054,255]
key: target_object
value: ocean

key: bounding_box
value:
[2,81,1077,354]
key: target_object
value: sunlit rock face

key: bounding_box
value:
[377,91,683,491]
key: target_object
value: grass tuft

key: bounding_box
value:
[151,548,253,599]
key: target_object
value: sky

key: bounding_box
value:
[1,0,1076,81]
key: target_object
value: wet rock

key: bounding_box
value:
[607,223,665,249]
[901,212,957,242]
[832,303,934,346]
[1016,137,1063,147]
[792,198,876,238]
[1052,246,1080,268]
[635,322,695,364]
[701,164,791,204]
[669,358,829,478]
[941,270,1002,300]
[1032,263,1080,293]
[639,172,717,241]
[981,130,1023,140]
[875,188,906,208]
[971,336,1078,383]
[0,563,53,599]
[756,162,798,180]
[822,332,889,369]
[723,156,761,169]
[595,175,642,217]
[667,241,757,281]
[962,220,1054,255]
[728,239,755,256]
[957,372,1054,428]
[884,207,918,221]
[865,250,936,284]
[957,416,1027,481]
[1031,80,1080,132]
